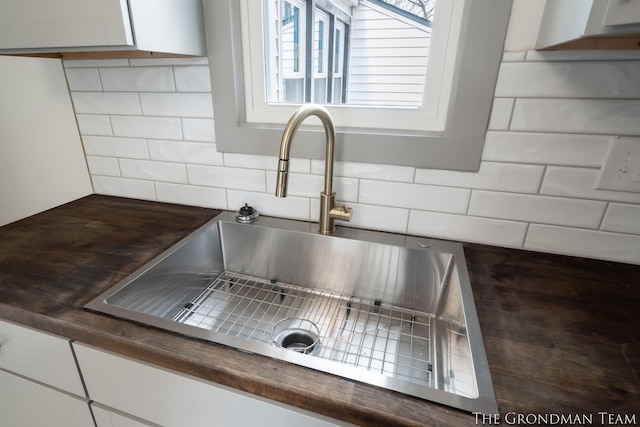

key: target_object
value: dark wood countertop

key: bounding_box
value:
[1,195,638,426]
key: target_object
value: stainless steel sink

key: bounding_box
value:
[86,212,497,414]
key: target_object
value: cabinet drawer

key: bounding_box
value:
[0,319,85,396]
[74,343,350,427]
[0,370,93,427]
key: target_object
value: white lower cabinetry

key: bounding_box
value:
[74,343,351,427]
[0,319,93,427]
[0,370,94,427]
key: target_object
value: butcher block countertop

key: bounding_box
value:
[0,195,638,426]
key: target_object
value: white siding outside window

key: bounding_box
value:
[348,0,431,106]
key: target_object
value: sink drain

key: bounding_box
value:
[271,318,320,356]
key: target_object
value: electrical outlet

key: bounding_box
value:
[596,137,640,193]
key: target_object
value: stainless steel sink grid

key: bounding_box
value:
[86,212,498,414]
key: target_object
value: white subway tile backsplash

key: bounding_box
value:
[227,190,310,220]
[119,159,188,184]
[92,175,156,200]
[496,61,640,98]
[359,180,470,214]
[148,140,223,165]
[71,92,141,115]
[111,115,183,140]
[182,118,216,142]
[511,99,640,135]
[140,93,214,118]
[82,136,149,159]
[99,67,175,92]
[525,224,640,265]
[601,203,640,235]
[187,165,265,192]
[86,156,120,176]
[469,191,606,228]
[63,57,640,265]
[482,131,609,167]
[174,66,212,92]
[415,161,544,194]
[225,154,310,173]
[311,160,414,182]
[488,98,514,130]
[65,68,102,91]
[408,210,528,247]
[76,114,112,136]
[156,182,227,209]
[541,167,640,204]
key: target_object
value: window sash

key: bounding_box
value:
[242,0,457,132]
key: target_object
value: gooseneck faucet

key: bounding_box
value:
[276,104,352,234]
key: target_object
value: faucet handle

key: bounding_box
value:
[329,204,352,222]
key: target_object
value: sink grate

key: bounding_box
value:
[173,271,434,386]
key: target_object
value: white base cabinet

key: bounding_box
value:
[0,320,92,427]
[0,370,93,427]
[74,343,352,427]
[0,319,86,395]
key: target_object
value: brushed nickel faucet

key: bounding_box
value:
[275,104,352,234]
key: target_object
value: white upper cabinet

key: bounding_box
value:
[537,0,640,50]
[0,0,206,57]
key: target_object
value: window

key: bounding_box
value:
[205,0,512,170]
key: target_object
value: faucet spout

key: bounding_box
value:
[275,104,352,234]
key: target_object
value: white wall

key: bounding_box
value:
[62,2,640,265]
[0,56,92,226]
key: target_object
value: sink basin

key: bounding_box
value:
[86,212,497,414]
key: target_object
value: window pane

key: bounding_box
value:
[348,0,432,107]
[332,76,343,104]
[316,19,324,74]
[314,78,327,103]
[284,78,305,103]
[265,0,433,108]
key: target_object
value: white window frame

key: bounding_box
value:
[242,0,449,130]
[314,9,329,77]
[204,0,512,170]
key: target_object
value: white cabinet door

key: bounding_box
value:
[0,0,133,50]
[0,0,205,56]
[603,0,640,26]
[0,319,86,396]
[0,370,93,427]
[74,343,352,427]
[537,0,640,49]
